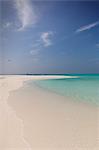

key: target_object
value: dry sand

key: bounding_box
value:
[0,75,99,150]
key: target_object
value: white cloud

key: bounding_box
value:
[15,0,38,31]
[76,21,99,33]
[40,31,53,47]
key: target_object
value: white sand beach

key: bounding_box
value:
[0,75,99,150]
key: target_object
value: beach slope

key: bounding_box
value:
[0,75,99,150]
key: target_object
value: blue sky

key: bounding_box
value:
[0,0,99,74]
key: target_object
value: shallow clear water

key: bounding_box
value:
[32,74,99,105]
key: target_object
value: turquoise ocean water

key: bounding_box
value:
[32,74,99,105]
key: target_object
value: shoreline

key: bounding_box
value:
[0,75,33,150]
[0,75,99,149]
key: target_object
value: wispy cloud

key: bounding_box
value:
[30,49,40,56]
[96,43,99,48]
[88,57,99,63]
[30,48,40,62]
[15,0,38,31]
[30,31,54,62]
[40,31,53,47]
[3,22,12,29]
[76,21,99,33]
